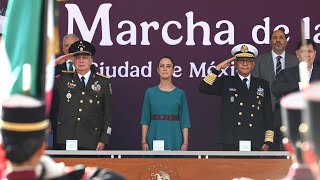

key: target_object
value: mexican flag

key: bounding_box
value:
[0,0,57,114]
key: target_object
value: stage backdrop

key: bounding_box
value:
[57,0,320,150]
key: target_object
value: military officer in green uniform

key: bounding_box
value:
[52,40,112,150]
[199,44,274,151]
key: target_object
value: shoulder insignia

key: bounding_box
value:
[62,70,76,73]
[96,73,110,79]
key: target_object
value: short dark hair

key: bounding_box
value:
[296,39,317,51]
[270,28,288,39]
[2,132,47,163]
[158,56,175,67]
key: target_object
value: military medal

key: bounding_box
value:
[230,96,234,102]
[89,99,93,104]
[91,81,101,91]
[66,92,72,102]
[67,81,77,88]
[258,100,261,105]
[257,86,264,97]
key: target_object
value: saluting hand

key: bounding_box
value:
[216,57,236,71]
[96,142,105,150]
[55,53,75,65]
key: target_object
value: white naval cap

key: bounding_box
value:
[231,44,258,58]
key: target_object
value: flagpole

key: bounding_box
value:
[37,0,49,99]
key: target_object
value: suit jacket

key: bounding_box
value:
[271,64,320,128]
[252,52,299,110]
[53,71,112,149]
[199,69,274,149]
[272,64,320,99]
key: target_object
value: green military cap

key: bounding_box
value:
[68,40,96,56]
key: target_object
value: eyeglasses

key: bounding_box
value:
[235,59,254,64]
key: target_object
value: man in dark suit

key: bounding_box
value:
[199,44,274,151]
[272,39,320,151]
[54,34,79,76]
[53,40,112,150]
[252,29,299,111]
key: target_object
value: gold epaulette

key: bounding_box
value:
[203,72,217,85]
[61,70,76,73]
[264,130,274,142]
[96,73,110,79]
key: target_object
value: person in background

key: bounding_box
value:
[199,44,274,151]
[252,28,298,150]
[140,56,191,151]
[54,34,79,76]
[272,39,320,151]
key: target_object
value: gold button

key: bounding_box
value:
[238,122,241,125]
[252,105,255,108]
[239,112,242,116]
[256,96,259,99]
[82,92,85,95]
[251,114,254,117]
[95,128,98,130]
[240,102,243,106]
[77,118,81,121]
[80,100,83,103]
[235,94,238,97]
[249,124,253,127]
[79,109,82,112]
[97,101,100,104]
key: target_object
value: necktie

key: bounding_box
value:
[276,56,282,75]
[68,61,73,71]
[243,78,248,89]
[81,76,86,88]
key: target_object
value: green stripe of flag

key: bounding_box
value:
[3,0,43,96]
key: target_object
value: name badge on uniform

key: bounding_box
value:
[257,86,264,97]
[153,140,164,151]
[239,140,251,151]
[229,88,237,92]
[66,140,78,150]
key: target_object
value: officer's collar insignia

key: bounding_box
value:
[241,45,248,53]
[91,81,101,91]
[257,86,264,97]
[67,82,77,88]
